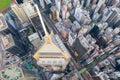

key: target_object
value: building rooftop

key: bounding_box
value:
[28,33,44,50]
[34,34,71,60]
[0,14,8,31]
[1,34,14,50]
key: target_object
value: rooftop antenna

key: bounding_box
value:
[35,4,48,36]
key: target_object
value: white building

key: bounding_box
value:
[39,0,45,8]
[55,0,61,12]
[22,1,37,18]
[74,7,91,24]
[62,5,68,20]
[28,33,42,50]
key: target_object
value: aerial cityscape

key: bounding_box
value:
[0,0,120,80]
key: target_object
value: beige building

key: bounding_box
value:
[50,6,60,21]
[0,14,8,32]
[11,4,29,26]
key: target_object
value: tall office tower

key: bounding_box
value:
[113,19,120,29]
[72,37,89,62]
[0,42,5,70]
[55,0,61,12]
[0,66,40,80]
[5,13,17,30]
[50,6,60,21]
[72,0,78,7]
[98,4,106,14]
[106,8,120,27]
[116,1,120,8]
[33,5,71,72]
[61,5,68,20]
[74,7,91,24]
[106,0,117,6]
[28,32,42,50]
[22,1,44,39]
[11,4,30,26]
[0,14,19,37]
[22,1,37,18]
[102,8,119,26]
[39,0,45,8]
[94,0,105,13]
[1,34,26,57]
[83,0,91,8]
[16,0,23,4]
[45,0,51,5]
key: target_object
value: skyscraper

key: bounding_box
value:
[55,0,61,12]
[50,6,60,21]
[39,0,45,8]
[0,14,19,37]
[16,0,23,4]
[22,1,37,18]
[11,4,29,26]
[1,34,26,57]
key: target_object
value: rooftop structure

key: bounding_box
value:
[28,32,43,50]
[0,14,8,32]
[0,66,40,80]
[1,34,14,50]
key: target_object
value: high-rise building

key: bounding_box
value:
[45,0,51,5]
[0,66,40,80]
[39,0,45,8]
[102,8,120,28]
[50,6,60,21]
[28,32,42,50]
[22,1,37,18]
[4,13,17,30]
[106,8,120,28]
[83,0,91,8]
[0,42,5,70]
[22,1,44,39]
[55,0,61,12]
[11,4,30,26]
[74,7,91,24]
[0,14,19,37]
[72,37,88,62]
[1,34,26,57]
[61,5,68,20]
[34,34,71,71]
[94,0,105,13]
